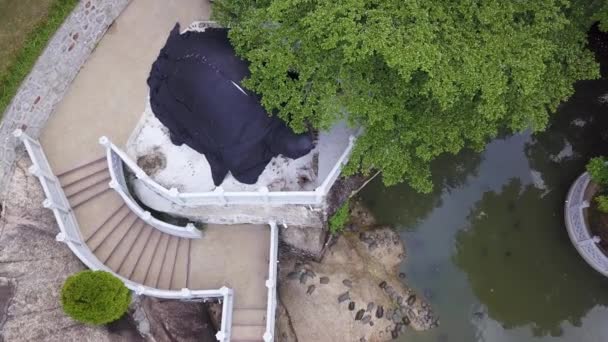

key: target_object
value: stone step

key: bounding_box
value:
[105,219,146,270]
[68,181,111,209]
[58,156,107,186]
[74,192,124,239]
[157,236,179,290]
[93,213,138,260]
[86,205,131,250]
[144,233,171,288]
[231,325,265,342]
[170,238,190,290]
[64,170,111,198]
[61,163,108,188]
[232,308,267,326]
[130,229,162,283]
[118,225,155,278]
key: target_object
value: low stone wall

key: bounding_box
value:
[564,172,608,276]
[0,0,131,197]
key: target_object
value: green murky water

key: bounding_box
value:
[360,78,608,342]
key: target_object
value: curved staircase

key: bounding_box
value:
[15,130,276,341]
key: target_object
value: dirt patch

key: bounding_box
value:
[136,149,167,176]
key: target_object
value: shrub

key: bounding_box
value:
[329,200,350,235]
[596,195,608,214]
[61,270,130,325]
[586,157,608,185]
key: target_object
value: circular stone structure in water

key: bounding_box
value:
[564,172,608,276]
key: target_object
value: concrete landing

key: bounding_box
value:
[189,224,270,309]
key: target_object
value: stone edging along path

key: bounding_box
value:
[564,172,608,277]
[0,0,131,197]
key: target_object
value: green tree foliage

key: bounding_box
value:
[595,195,608,213]
[586,157,608,185]
[329,200,350,234]
[594,1,608,31]
[214,0,604,192]
[61,270,131,325]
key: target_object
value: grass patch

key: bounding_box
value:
[0,0,78,116]
[329,199,350,235]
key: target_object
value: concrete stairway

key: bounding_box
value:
[58,155,189,289]
[53,155,271,340]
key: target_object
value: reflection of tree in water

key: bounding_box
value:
[455,179,608,337]
[526,27,608,191]
[360,148,482,228]
[525,78,608,194]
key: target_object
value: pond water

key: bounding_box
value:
[360,78,608,342]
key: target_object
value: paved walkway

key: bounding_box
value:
[37,0,271,340]
[40,0,210,174]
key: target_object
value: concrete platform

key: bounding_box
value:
[126,101,318,192]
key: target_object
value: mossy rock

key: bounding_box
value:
[61,270,131,325]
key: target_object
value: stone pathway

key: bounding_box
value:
[0,0,129,195]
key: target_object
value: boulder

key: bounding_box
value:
[135,297,216,342]
[277,227,437,342]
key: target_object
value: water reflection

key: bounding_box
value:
[360,78,608,342]
[455,179,608,337]
[524,79,608,194]
[362,148,482,228]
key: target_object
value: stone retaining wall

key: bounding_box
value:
[0,0,131,197]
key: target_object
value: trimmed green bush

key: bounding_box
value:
[61,270,130,325]
[586,157,608,185]
[329,200,350,235]
[596,195,608,214]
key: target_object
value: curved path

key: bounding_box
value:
[25,0,275,340]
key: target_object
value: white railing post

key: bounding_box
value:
[42,198,69,213]
[314,187,325,204]
[263,221,279,342]
[28,164,55,181]
[216,286,234,342]
[168,187,185,205]
[259,186,270,204]
[214,186,227,205]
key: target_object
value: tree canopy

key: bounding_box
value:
[214,0,606,192]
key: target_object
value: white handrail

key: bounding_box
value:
[263,220,279,342]
[99,137,201,238]
[14,130,232,341]
[102,134,357,207]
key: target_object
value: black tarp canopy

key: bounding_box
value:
[147,24,313,185]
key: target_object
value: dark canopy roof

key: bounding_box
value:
[147,24,313,185]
